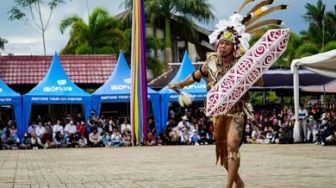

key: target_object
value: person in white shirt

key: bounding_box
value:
[120,118,131,134]
[35,121,46,139]
[52,119,64,139]
[176,115,192,144]
[64,119,77,144]
[298,104,309,142]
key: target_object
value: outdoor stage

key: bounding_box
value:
[0,144,335,187]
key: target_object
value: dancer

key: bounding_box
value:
[169,1,287,187]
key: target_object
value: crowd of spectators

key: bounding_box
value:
[1,103,335,150]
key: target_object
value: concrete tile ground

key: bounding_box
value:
[0,144,335,188]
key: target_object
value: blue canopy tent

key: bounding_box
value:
[91,52,161,134]
[159,52,206,132]
[0,80,23,140]
[23,52,91,134]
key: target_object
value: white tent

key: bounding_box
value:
[290,49,336,142]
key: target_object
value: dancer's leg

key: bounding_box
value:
[213,116,243,187]
[226,114,244,188]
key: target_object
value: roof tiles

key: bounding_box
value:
[0,55,117,85]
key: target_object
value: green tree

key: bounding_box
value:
[8,0,68,55]
[324,5,336,46]
[322,41,336,52]
[295,43,319,58]
[122,0,214,65]
[59,7,128,55]
[0,37,8,50]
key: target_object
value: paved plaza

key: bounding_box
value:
[0,144,335,188]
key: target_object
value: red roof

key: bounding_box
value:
[0,55,117,85]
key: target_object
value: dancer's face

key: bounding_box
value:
[217,40,234,57]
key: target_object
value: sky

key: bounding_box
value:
[0,0,335,55]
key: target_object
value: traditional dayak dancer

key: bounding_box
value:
[169,1,287,187]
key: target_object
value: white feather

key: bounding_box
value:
[178,92,192,107]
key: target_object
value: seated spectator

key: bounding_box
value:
[89,128,102,147]
[9,124,20,146]
[198,124,209,145]
[169,127,180,145]
[159,129,170,145]
[122,132,132,147]
[78,134,88,148]
[31,133,43,149]
[190,130,200,145]
[101,131,111,147]
[111,129,123,147]
[317,112,335,146]
[20,132,32,149]
[145,132,156,146]
[53,131,66,148]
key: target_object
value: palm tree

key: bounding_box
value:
[0,37,7,50]
[324,5,336,45]
[301,0,326,48]
[122,0,214,65]
[59,7,128,54]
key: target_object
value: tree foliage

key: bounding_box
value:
[8,0,68,54]
[59,7,128,55]
[122,0,214,64]
[0,37,8,50]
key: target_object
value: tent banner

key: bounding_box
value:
[30,96,83,102]
[169,93,206,100]
[183,82,206,90]
[100,94,152,101]
[0,98,12,102]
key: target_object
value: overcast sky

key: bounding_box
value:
[0,0,335,55]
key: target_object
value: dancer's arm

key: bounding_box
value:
[168,64,207,91]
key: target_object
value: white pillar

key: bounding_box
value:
[293,65,302,142]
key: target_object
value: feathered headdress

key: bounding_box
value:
[209,0,287,57]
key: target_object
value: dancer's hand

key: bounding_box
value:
[168,82,182,93]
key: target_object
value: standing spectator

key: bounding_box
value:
[105,118,116,134]
[147,117,156,135]
[297,104,309,142]
[52,119,64,139]
[64,119,77,144]
[27,121,37,136]
[35,121,46,140]
[76,120,86,137]
[307,115,317,143]
[120,118,131,134]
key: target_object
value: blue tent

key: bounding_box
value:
[91,52,161,134]
[159,52,207,132]
[0,80,23,140]
[23,52,91,134]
